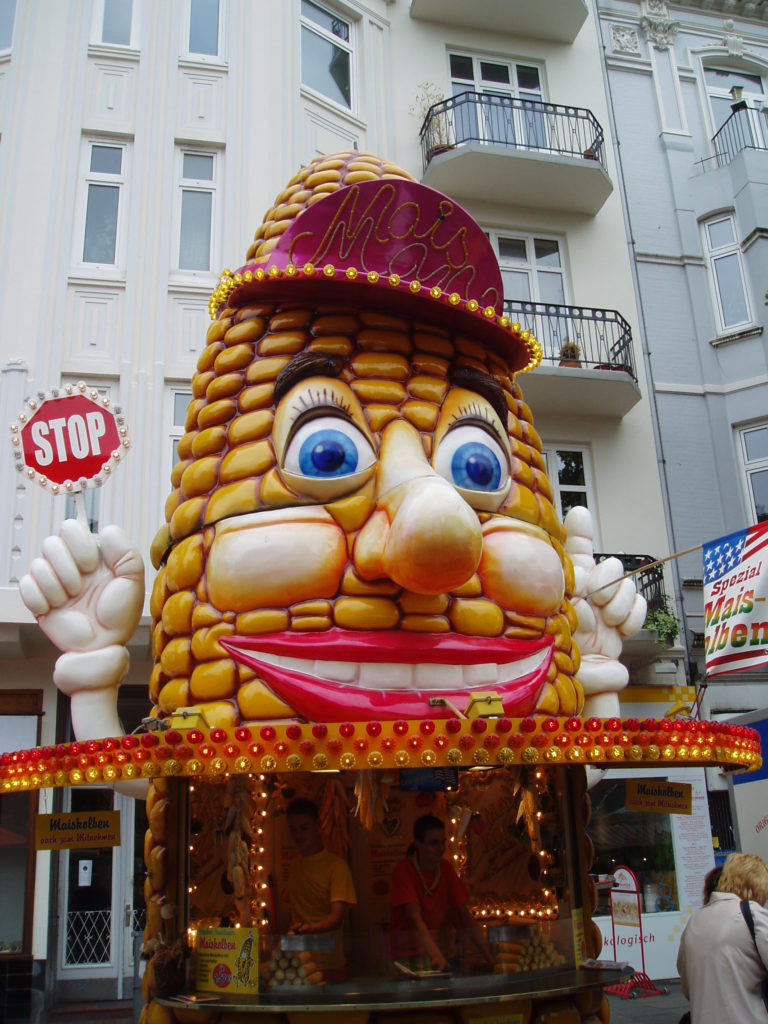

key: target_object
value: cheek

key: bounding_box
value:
[207,522,348,613]
[479,531,565,616]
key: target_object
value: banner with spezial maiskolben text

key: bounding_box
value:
[704,521,768,677]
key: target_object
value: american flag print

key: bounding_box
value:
[704,521,768,678]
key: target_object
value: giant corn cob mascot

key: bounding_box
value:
[20,153,647,1024]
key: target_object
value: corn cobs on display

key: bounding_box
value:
[492,931,567,974]
[260,947,325,987]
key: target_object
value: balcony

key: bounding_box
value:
[507,300,640,417]
[420,92,613,214]
[595,554,672,666]
[408,0,588,44]
[595,554,666,612]
[712,103,768,167]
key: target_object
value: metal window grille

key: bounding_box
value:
[65,909,112,965]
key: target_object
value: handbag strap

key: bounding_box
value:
[741,899,768,1012]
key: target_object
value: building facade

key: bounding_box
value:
[0,0,679,1012]
[595,0,768,857]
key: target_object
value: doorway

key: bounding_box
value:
[54,787,147,1002]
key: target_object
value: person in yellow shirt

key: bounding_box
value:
[286,798,357,981]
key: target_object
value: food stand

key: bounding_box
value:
[2,152,761,1024]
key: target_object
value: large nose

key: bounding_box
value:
[355,420,482,594]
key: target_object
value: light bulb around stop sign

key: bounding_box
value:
[14,391,127,490]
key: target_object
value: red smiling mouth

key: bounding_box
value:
[220,630,552,722]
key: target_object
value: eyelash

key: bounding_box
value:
[291,387,352,419]
[448,403,502,441]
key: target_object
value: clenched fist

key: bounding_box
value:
[20,518,145,741]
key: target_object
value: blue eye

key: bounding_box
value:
[298,428,359,477]
[450,441,502,490]
[433,423,510,506]
[283,414,376,484]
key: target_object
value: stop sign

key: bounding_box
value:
[14,390,127,490]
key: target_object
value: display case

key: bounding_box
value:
[138,761,623,1019]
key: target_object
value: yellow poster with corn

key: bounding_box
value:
[196,928,259,994]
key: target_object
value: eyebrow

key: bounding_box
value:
[274,351,345,404]
[448,366,509,427]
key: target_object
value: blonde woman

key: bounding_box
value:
[677,853,768,1023]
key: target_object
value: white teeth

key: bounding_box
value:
[463,663,499,685]
[317,660,358,682]
[414,663,463,689]
[359,662,412,687]
[228,645,548,692]
[281,657,309,672]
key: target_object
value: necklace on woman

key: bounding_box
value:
[410,854,441,897]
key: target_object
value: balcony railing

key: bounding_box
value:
[712,104,768,167]
[420,91,606,173]
[594,553,666,612]
[503,300,636,378]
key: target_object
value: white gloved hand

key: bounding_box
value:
[20,518,145,740]
[564,507,647,718]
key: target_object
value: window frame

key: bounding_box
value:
[172,148,219,277]
[486,229,569,306]
[703,63,767,137]
[736,422,768,525]
[163,384,194,520]
[183,0,225,63]
[701,212,752,334]
[73,139,130,278]
[541,442,597,534]
[300,0,356,114]
[0,0,17,53]
[91,0,137,49]
[0,690,43,957]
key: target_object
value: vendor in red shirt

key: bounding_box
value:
[390,813,493,972]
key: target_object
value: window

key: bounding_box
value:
[300,0,353,110]
[178,151,216,272]
[490,232,568,357]
[188,0,220,57]
[449,54,544,148]
[171,389,193,467]
[0,0,16,50]
[541,445,593,521]
[705,65,766,139]
[737,423,768,524]
[702,214,750,332]
[80,142,126,268]
[100,0,133,46]
[490,233,566,306]
[0,691,42,956]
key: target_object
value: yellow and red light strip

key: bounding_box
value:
[0,716,760,792]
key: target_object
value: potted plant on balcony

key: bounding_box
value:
[410,82,451,156]
[558,340,582,367]
[643,598,680,647]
